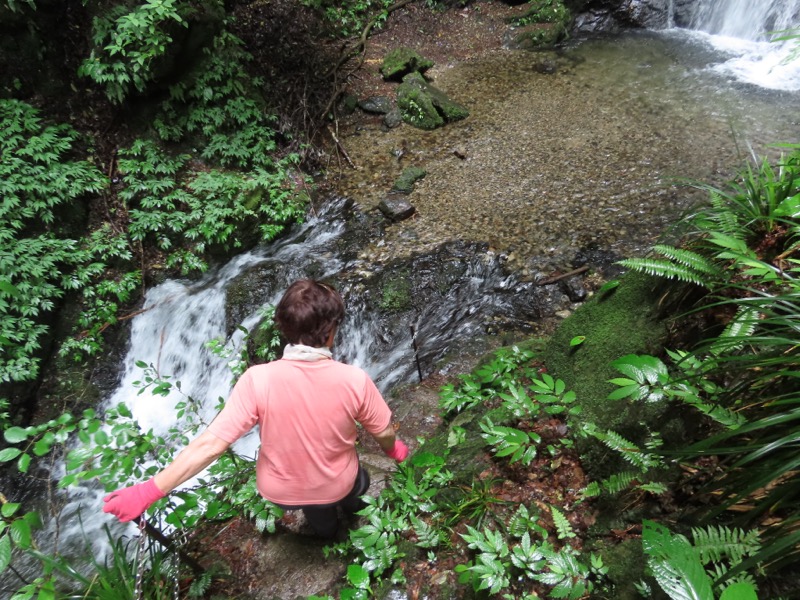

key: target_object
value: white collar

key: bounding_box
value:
[282,343,333,361]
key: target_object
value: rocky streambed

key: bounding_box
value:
[330,23,800,280]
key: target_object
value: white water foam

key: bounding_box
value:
[679,0,800,90]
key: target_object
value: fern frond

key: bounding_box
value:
[652,245,720,275]
[690,525,760,566]
[549,505,575,540]
[707,192,746,239]
[601,431,662,471]
[706,307,760,357]
[617,258,711,287]
[600,471,639,495]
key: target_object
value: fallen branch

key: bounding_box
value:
[327,125,356,168]
[535,265,589,286]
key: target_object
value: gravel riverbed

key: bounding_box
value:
[329,12,800,278]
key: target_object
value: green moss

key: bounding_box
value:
[380,47,434,81]
[542,272,673,478]
[380,272,412,312]
[543,271,669,430]
[392,166,427,193]
[396,72,469,130]
[594,538,649,599]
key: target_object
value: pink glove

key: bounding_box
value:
[102,478,166,522]
[385,439,409,462]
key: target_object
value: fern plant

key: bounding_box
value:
[618,244,723,288]
[642,520,760,600]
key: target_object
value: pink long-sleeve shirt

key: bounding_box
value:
[207,358,392,505]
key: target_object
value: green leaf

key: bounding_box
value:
[569,336,586,347]
[719,582,758,600]
[347,564,370,589]
[642,520,713,600]
[1,503,20,518]
[0,534,11,572]
[10,519,32,547]
[3,427,28,443]
[0,448,22,462]
[17,453,31,473]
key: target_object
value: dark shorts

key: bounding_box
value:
[274,464,370,538]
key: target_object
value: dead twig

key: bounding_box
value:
[327,126,355,168]
[535,266,590,286]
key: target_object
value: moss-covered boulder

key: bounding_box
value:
[380,47,434,81]
[506,0,571,49]
[396,72,469,130]
[541,272,683,478]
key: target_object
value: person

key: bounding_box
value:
[103,279,409,538]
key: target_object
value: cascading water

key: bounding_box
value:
[676,0,800,89]
[17,197,538,576]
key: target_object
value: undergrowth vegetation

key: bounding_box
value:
[0,17,306,411]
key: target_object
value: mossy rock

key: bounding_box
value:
[380,47,434,81]
[392,166,427,193]
[542,271,674,477]
[508,22,568,49]
[396,72,469,130]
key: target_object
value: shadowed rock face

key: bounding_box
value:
[572,0,697,33]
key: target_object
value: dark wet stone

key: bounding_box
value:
[383,108,403,129]
[559,277,588,303]
[358,95,394,114]
[338,93,359,115]
[378,194,416,222]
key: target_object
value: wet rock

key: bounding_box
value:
[396,72,469,130]
[559,276,588,303]
[380,47,434,81]
[573,0,673,33]
[337,93,359,115]
[358,95,394,114]
[392,166,427,193]
[383,108,403,129]
[378,193,416,222]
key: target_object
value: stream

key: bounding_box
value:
[8,0,800,592]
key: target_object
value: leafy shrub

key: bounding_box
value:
[0,100,107,383]
[78,0,189,103]
[298,0,393,38]
[153,29,281,171]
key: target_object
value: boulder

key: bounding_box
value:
[380,47,435,81]
[396,72,469,130]
[357,95,394,114]
[378,194,416,222]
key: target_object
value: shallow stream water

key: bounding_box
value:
[334,30,800,276]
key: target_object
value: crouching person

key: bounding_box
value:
[103,279,409,539]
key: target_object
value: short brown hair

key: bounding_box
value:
[274,279,345,347]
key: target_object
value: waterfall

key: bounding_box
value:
[18,198,534,573]
[688,0,799,41]
[677,0,800,90]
